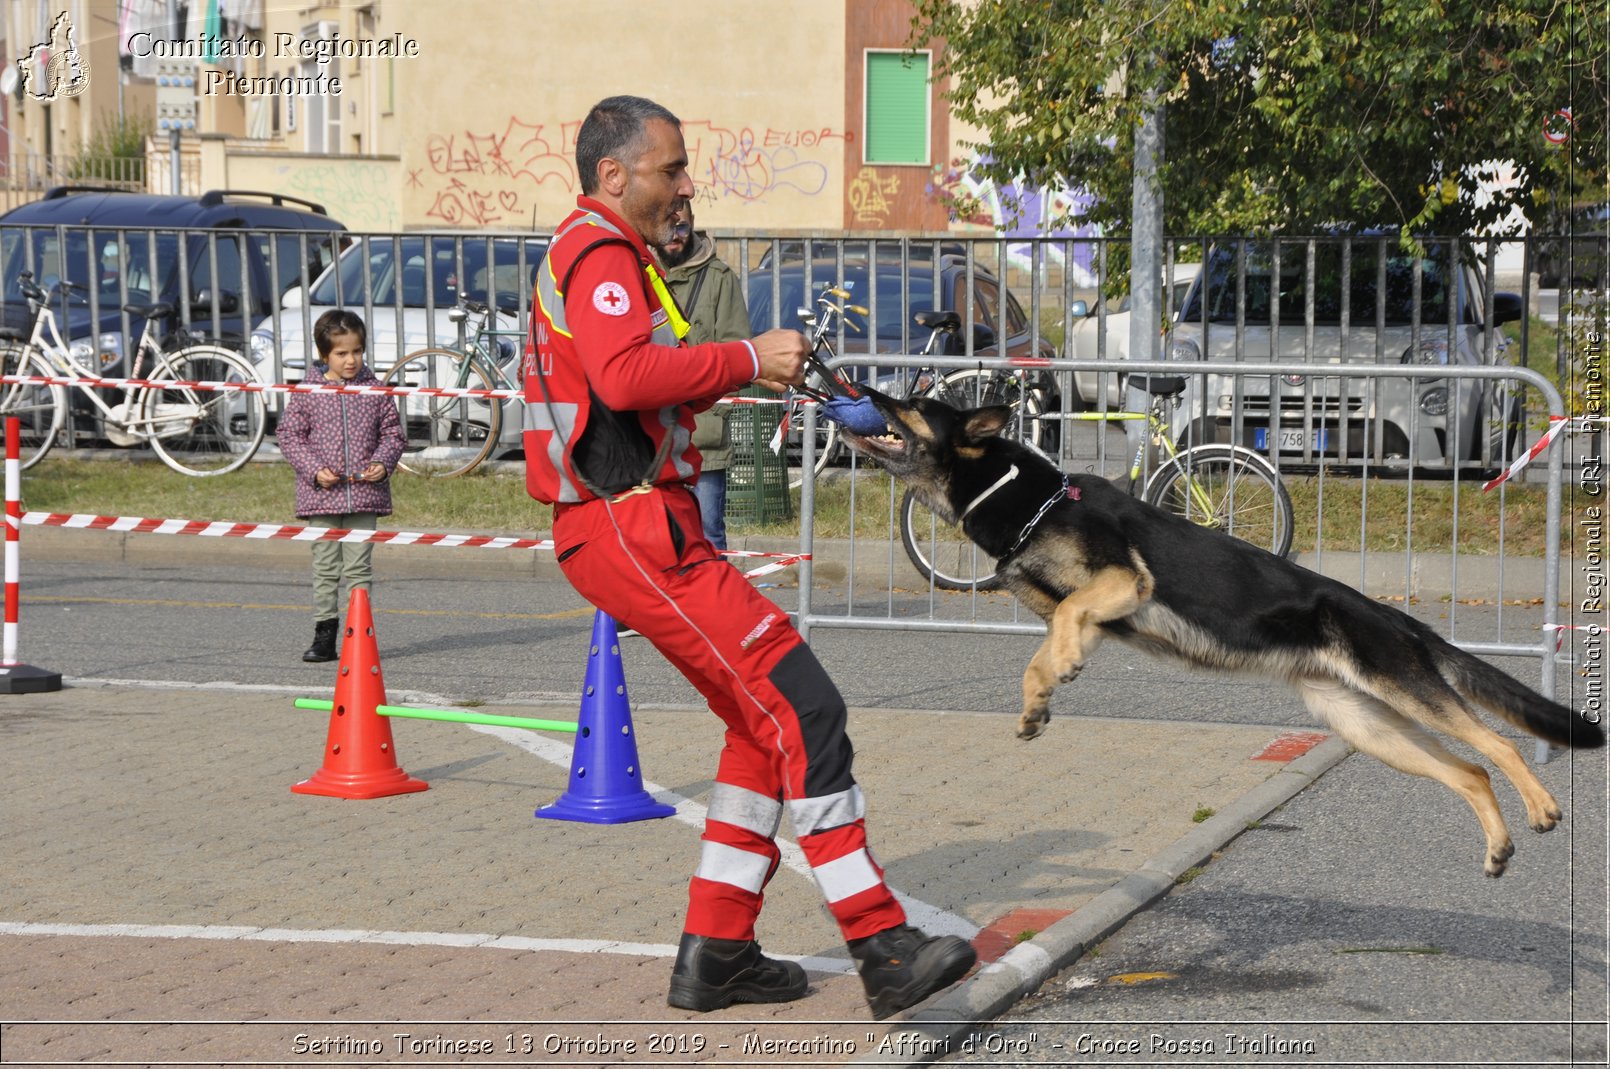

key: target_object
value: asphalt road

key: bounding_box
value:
[14,553,1607,1067]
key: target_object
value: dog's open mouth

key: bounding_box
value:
[841,424,906,460]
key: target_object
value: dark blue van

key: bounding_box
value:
[0,187,346,442]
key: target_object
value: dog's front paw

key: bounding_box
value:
[1017,708,1050,740]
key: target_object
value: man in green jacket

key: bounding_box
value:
[653,203,752,549]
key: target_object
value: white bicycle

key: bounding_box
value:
[0,272,266,475]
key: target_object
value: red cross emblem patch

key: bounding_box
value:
[592,281,631,316]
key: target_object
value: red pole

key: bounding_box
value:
[0,416,59,692]
[5,416,20,665]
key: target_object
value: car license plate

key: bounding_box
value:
[1255,426,1329,453]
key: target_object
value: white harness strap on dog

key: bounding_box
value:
[958,464,1019,521]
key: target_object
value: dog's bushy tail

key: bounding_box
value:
[1436,641,1604,749]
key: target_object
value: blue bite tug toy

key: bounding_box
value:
[819,394,887,435]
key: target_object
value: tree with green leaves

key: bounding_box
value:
[911,0,1605,238]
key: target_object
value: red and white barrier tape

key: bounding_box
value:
[1482,416,1571,492]
[1544,622,1607,653]
[20,511,808,579]
[0,372,794,405]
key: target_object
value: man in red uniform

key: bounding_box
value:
[525,95,975,1020]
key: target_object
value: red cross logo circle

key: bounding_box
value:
[592,281,631,316]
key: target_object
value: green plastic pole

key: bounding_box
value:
[295,697,577,734]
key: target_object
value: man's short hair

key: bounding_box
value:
[576,95,681,196]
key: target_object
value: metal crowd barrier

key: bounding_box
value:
[791,356,1574,755]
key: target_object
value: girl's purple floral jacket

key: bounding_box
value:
[277,363,407,518]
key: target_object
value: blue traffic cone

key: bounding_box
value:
[535,610,675,824]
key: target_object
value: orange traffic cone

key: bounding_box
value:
[292,588,429,800]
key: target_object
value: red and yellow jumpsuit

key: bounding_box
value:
[524,196,908,942]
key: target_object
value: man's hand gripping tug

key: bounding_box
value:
[750,329,810,393]
[756,285,886,436]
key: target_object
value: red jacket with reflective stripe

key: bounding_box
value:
[523,197,755,504]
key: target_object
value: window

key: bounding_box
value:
[254,234,341,296]
[863,50,931,165]
[1189,241,1454,326]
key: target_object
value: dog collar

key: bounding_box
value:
[1003,474,1080,558]
[959,464,1020,521]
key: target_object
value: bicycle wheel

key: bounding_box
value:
[383,348,500,477]
[1142,444,1294,558]
[929,369,1048,451]
[899,487,1002,591]
[0,345,65,470]
[141,346,267,476]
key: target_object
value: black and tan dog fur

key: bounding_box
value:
[840,388,1603,877]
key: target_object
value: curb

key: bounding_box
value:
[848,735,1354,1068]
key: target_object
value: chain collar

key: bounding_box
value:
[1002,474,1079,559]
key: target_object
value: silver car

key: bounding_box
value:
[1066,262,1200,408]
[250,234,545,453]
[1149,238,1524,471]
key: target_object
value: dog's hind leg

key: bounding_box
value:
[1299,680,1515,877]
[1374,681,1563,836]
[1018,566,1151,740]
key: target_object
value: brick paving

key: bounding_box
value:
[0,678,1316,1067]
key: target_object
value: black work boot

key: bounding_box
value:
[849,923,977,1020]
[666,933,808,1011]
[302,618,339,663]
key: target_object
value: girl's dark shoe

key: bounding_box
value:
[302,618,339,663]
[849,923,977,1020]
[666,933,808,1011]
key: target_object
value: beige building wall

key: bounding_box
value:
[393,1,848,232]
[1,0,985,236]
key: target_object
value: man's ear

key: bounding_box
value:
[962,405,1012,443]
[596,156,628,198]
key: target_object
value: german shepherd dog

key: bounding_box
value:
[839,388,1603,877]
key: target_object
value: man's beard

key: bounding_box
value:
[623,186,683,250]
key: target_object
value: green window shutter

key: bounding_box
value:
[864,51,930,165]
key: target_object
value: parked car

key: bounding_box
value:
[1533,201,1609,289]
[0,187,345,444]
[251,234,547,374]
[1066,262,1200,408]
[746,250,1060,465]
[1154,237,1524,471]
[745,250,1059,397]
[250,233,547,456]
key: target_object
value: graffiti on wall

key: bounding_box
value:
[413,116,850,225]
[282,163,399,231]
[928,157,1099,283]
[847,171,902,225]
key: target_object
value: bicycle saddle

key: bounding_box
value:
[124,302,176,320]
[1130,374,1187,397]
[914,310,961,332]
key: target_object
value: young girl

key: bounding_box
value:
[277,310,406,662]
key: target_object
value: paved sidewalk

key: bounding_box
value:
[0,674,1346,1067]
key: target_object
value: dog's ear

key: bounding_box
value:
[962,405,1013,443]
